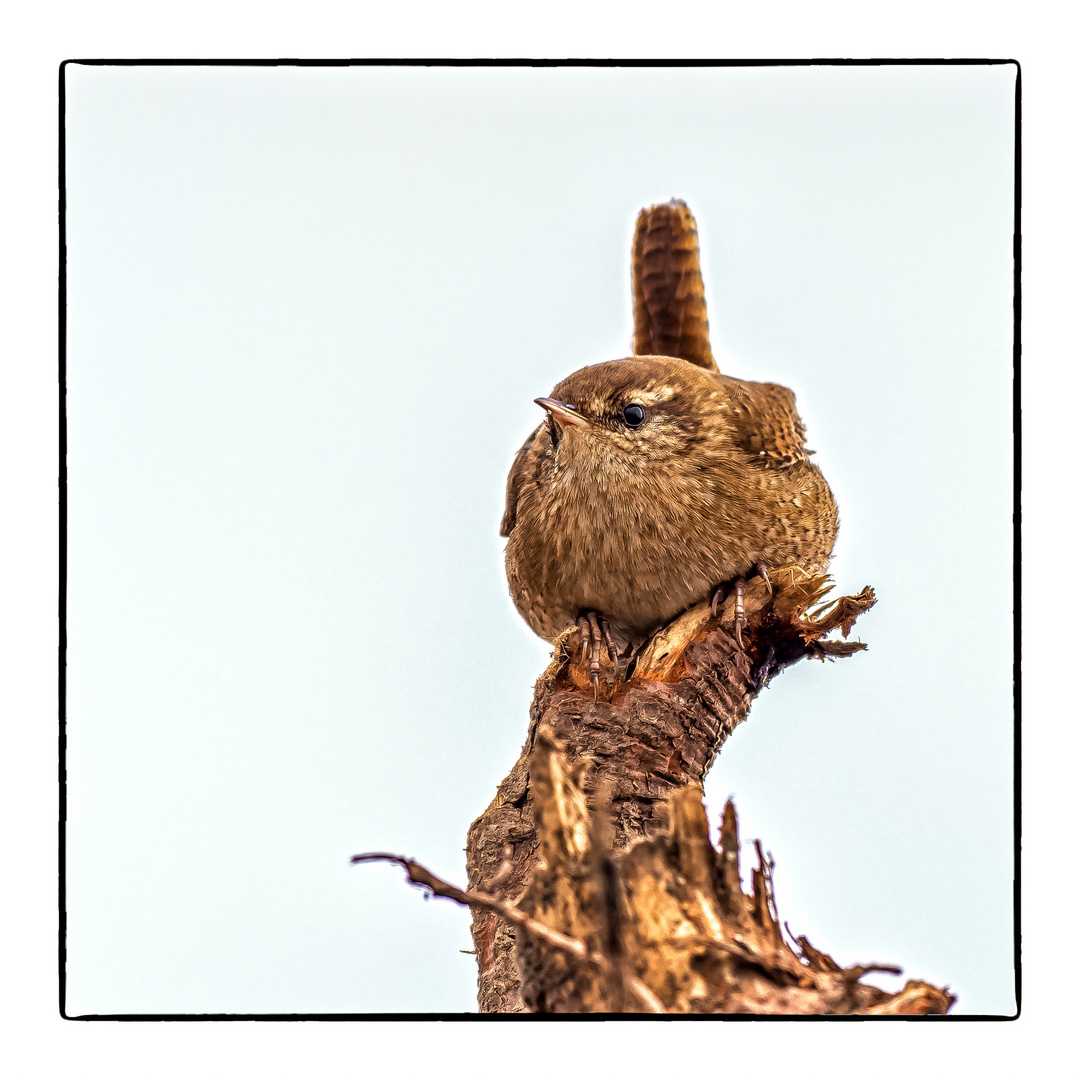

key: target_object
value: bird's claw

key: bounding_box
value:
[712,564,772,651]
[576,611,619,702]
[711,584,724,618]
[733,577,747,649]
[755,562,773,595]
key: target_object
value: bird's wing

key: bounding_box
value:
[500,424,542,537]
[720,376,811,467]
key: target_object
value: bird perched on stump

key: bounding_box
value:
[501,200,838,697]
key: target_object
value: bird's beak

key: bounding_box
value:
[535,398,589,428]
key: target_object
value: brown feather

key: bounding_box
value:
[500,426,540,538]
[631,200,717,372]
[717,376,810,467]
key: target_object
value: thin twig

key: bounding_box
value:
[844,963,904,981]
[352,851,665,1013]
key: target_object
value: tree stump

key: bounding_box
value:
[511,727,954,1014]
[465,567,886,1012]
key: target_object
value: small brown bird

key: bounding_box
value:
[501,201,838,695]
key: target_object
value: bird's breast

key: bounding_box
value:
[511,459,737,636]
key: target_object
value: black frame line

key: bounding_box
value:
[58,56,1022,1022]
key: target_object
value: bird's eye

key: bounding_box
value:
[622,403,646,428]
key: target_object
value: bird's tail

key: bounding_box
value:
[631,199,718,372]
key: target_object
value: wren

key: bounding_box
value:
[500,202,839,696]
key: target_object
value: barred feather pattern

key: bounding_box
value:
[631,199,717,372]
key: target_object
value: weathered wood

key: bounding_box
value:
[512,729,954,1014]
[466,567,877,1012]
[367,685,952,1014]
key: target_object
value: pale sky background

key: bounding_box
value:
[62,62,1015,1016]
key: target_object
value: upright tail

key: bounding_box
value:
[631,199,718,372]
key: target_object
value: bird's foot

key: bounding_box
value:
[576,611,620,702]
[710,564,773,650]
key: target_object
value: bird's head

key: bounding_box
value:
[535,356,725,478]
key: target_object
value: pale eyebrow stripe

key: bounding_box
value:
[629,385,676,406]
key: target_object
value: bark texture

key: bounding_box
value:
[466,568,878,1012]
[513,728,955,1014]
